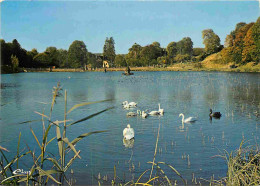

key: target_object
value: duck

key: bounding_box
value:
[179,113,197,123]
[158,103,164,115]
[209,109,222,118]
[123,124,134,140]
[126,112,137,117]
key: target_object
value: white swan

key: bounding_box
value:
[122,101,137,107]
[123,124,134,140]
[158,103,164,115]
[179,113,197,123]
[123,104,130,109]
[137,110,148,118]
[142,111,148,118]
[148,110,160,116]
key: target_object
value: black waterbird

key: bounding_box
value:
[209,109,222,118]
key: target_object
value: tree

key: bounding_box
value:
[202,29,221,55]
[166,42,177,64]
[127,43,142,59]
[125,43,142,66]
[103,37,116,66]
[33,53,50,67]
[115,55,127,67]
[140,44,161,66]
[57,49,68,68]
[45,47,59,67]
[193,48,205,56]
[232,23,254,63]
[177,37,193,56]
[251,17,260,63]
[11,39,28,67]
[11,55,19,72]
[26,48,38,67]
[0,39,12,66]
[68,40,88,68]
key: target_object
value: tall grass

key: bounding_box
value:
[211,140,260,185]
[0,82,113,185]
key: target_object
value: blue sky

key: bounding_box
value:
[1,1,259,54]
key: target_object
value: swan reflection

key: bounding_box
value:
[123,138,135,148]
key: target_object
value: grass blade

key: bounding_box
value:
[56,124,63,160]
[67,99,112,114]
[0,146,9,152]
[157,162,186,185]
[18,119,42,125]
[136,169,150,183]
[64,150,81,172]
[30,127,41,149]
[46,158,63,171]
[17,132,21,169]
[63,138,81,159]
[34,111,50,119]
[36,167,62,184]
[67,107,114,127]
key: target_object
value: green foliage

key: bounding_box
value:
[166,42,177,63]
[57,49,68,68]
[68,40,88,68]
[251,17,260,63]
[202,29,221,55]
[88,52,103,69]
[11,55,19,72]
[193,48,204,56]
[174,54,191,63]
[177,37,193,56]
[45,47,59,67]
[103,37,116,66]
[33,53,50,67]
[140,44,161,66]
[114,54,127,67]
[125,43,142,66]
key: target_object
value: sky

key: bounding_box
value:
[1,0,259,54]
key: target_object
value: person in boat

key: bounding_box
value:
[127,66,131,74]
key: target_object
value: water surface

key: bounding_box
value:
[1,71,260,184]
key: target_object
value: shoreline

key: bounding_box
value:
[21,62,260,73]
[2,61,259,74]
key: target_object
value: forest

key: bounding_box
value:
[1,16,259,73]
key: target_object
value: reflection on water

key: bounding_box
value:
[123,138,135,148]
[1,71,260,185]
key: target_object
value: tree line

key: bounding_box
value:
[1,16,259,73]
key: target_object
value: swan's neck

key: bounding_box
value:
[181,114,184,123]
[158,104,160,110]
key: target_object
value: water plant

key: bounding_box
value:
[0,82,113,185]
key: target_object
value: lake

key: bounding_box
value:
[1,71,260,185]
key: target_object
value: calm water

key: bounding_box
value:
[1,71,260,185]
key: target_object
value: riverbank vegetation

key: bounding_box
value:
[1,16,259,74]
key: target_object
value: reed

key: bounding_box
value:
[210,140,260,185]
[0,82,113,185]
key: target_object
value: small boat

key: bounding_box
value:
[122,72,134,76]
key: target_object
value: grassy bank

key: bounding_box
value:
[17,62,260,74]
